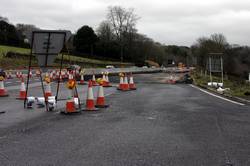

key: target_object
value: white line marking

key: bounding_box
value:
[5,82,12,84]
[105,93,114,97]
[190,84,245,106]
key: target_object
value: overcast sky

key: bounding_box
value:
[1,0,250,46]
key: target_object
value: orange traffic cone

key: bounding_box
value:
[57,71,63,82]
[16,71,21,78]
[29,71,33,78]
[52,70,56,80]
[65,90,76,113]
[101,73,107,86]
[92,75,98,86]
[95,84,109,108]
[62,77,81,114]
[79,74,85,85]
[49,72,54,81]
[117,76,124,90]
[167,75,176,84]
[103,73,112,87]
[122,76,130,91]
[129,75,136,90]
[0,76,8,97]
[45,82,52,100]
[82,80,98,111]
[6,71,13,79]
[16,77,26,100]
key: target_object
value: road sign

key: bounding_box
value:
[206,56,222,72]
[24,30,73,111]
[31,30,71,67]
[207,53,224,85]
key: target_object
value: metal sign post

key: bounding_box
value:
[207,53,224,86]
[23,30,80,111]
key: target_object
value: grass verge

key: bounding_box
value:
[0,45,132,68]
[191,69,250,100]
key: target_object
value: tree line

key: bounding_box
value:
[0,6,250,79]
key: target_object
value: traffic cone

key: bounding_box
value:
[129,75,136,90]
[102,72,112,87]
[122,76,130,91]
[58,73,63,82]
[45,82,52,100]
[105,74,109,83]
[117,76,124,90]
[52,70,56,80]
[16,77,26,100]
[79,74,85,85]
[36,70,40,77]
[92,75,98,86]
[29,71,33,78]
[95,85,109,108]
[62,74,81,114]
[101,73,107,86]
[66,96,75,113]
[60,71,64,79]
[50,72,54,81]
[65,71,69,79]
[0,77,8,97]
[167,75,176,84]
[6,71,13,79]
[56,71,59,79]
[62,89,77,113]
[82,80,98,111]
[16,71,21,78]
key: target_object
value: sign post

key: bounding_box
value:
[207,53,224,86]
[23,30,80,111]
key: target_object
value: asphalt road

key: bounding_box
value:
[0,73,250,166]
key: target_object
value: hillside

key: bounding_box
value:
[0,45,133,69]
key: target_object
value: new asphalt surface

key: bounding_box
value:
[0,73,250,166]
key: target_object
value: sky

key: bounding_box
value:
[1,0,250,46]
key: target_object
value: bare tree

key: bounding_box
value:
[96,21,113,42]
[107,6,139,62]
[0,16,9,22]
[16,24,40,42]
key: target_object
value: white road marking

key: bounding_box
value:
[190,84,245,106]
[5,82,12,84]
[105,93,114,97]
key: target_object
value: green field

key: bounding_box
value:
[0,45,132,68]
[0,45,30,56]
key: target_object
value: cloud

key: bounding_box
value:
[1,0,250,46]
